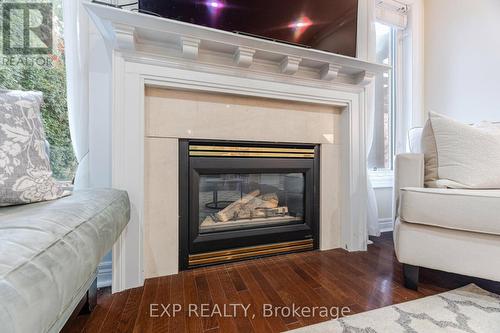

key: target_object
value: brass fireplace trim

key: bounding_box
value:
[188,239,313,266]
[189,151,315,158]
[190,145,315,153]
[189,145,316,158]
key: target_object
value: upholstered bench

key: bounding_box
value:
[0,189,130,333]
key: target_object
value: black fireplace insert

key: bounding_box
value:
[179,140,320,269]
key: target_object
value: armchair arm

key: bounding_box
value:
[393,153,425,219]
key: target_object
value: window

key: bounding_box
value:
[0,0,76,181]
[368,22,397,172]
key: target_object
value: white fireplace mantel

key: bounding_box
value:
[85,3,389,293]
[86,3,389,88]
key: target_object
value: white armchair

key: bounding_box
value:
[393,131,500,290]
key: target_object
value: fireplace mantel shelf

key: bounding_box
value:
[85,3,389,87]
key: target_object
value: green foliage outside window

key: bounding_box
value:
[0,0,76,181]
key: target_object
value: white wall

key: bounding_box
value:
[374,187,393,232]
[424,0,500,122]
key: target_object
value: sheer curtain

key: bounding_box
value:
[63,0,90,189]
[364,0,409,237]
[365,0,381,237]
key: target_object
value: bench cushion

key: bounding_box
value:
[0,189,129,333]
[400,187,500,236]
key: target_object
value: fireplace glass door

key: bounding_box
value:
[179,140,319,269]
[199,173,305,233]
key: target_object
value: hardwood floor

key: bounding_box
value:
[63,233,500,333]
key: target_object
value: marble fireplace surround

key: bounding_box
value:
[85,3,389,292]
[145,88,341,278]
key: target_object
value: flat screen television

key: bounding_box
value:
[138,0,359,57]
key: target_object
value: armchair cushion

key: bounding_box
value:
[400,187,500,236]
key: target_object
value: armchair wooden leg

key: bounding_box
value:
[403,264,419,291]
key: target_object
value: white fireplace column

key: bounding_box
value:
[85,3,389,292]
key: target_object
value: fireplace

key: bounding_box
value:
[86,1,385,290]
[179,140,320,269]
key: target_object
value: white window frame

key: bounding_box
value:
[368,0,422,189]
[369,21,401,188]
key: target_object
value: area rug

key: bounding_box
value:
[289,284,500,332]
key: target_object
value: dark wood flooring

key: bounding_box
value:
[62,233,500,333]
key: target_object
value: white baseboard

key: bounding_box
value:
[97,260,112,288]
[379,218,394,232]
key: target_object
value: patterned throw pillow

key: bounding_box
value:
[0,89,70,206]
